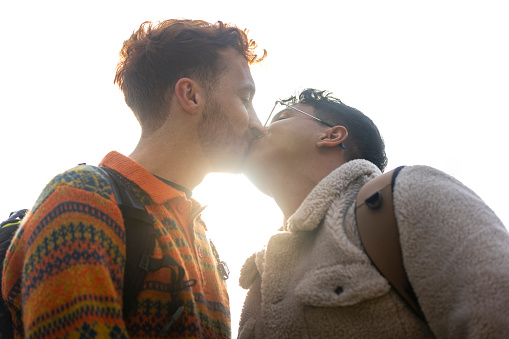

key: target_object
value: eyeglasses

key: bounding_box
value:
[264,100,335,128]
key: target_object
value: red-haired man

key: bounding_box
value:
[3,19,265,338]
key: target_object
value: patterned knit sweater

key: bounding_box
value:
[2,151,230,338]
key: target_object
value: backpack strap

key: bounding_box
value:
[355,166,424,319]
[93,166,186,320]
[0,210,28,229]
[0,209,28,338]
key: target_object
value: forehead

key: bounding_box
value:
[289,103,314,113]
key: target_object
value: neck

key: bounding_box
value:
[129,127,210,191]
[269,175,319,223]
[266,157,344,223]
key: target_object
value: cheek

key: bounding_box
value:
[225,105,252,141]
[219,101,247,125]
[233,104,250,126]
[217,104,248,135]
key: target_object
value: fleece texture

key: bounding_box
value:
[238,160,509,339]
[3,151,231,338]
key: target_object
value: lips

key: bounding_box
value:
[246,137,260,153]
[250,128,266,142]
[240,134,263,167]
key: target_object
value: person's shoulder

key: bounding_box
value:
[398,164,449,180]
[33,165,114,212]
[396,165,471,193]
[394,164,485,216]
[47,164,112,196]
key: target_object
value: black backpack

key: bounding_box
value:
[0,165,187,338]
[0,210,27,339]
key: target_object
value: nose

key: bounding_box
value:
[248,115,266,140]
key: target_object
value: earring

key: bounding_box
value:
[340,143,346,149]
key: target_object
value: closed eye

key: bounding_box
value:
[270,114,289,124]
[272,109,293,122]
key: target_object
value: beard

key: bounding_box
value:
[198,97,250,173]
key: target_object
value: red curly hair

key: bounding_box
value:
[114,19,266,133]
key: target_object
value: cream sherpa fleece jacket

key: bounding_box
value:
[238,160,509,339]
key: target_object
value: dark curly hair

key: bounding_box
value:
[282,89,388,172]
[114,19,266,133]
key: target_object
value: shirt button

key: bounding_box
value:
[197,246,203,258]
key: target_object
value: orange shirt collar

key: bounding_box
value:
[99,151,187,204]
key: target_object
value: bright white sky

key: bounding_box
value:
[1,1,508,337]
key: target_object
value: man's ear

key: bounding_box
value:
[316,126,348,148]
[174,78,203,114]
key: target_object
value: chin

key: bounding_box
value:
[242,156,273,197]
[207,144,247,174]
[244,173,273,197]
[211,158,243,174]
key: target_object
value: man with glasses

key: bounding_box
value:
[238,88,509,338]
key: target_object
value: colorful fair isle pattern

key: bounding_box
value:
[2,151,230,338]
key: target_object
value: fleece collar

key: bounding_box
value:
[286,159,381,232]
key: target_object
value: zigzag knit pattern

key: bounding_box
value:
[2,152,230,338]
